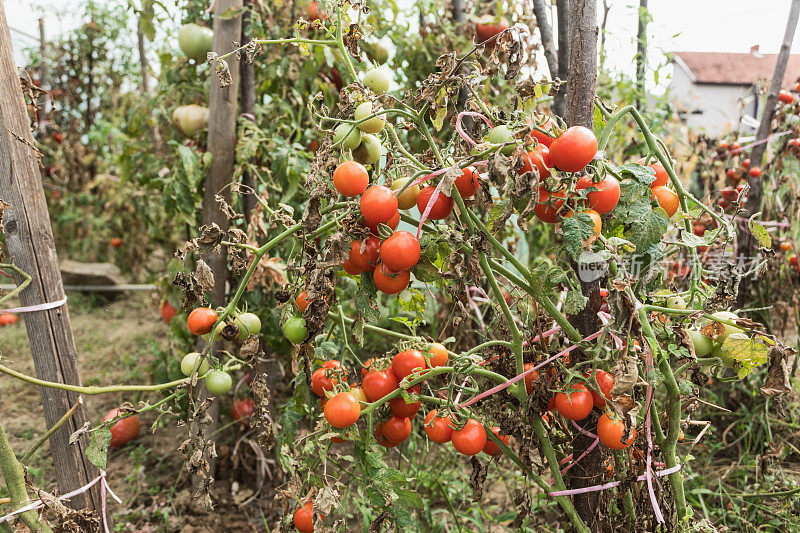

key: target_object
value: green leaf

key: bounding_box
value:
[618,162,656,186]
[563,290,588,315]
[561,212,595,259]
[749,220,772,249]
[432,88,448,131]
[396,489,424,509]
[625,199,670,252]
[356,272,380,323]
[316,341,339,360]
[86,428,111,471]
[487,198,511,233]
[605,236,636,253]
[411,254,440,283]
[723,333,773,378]
[396,288,426,328]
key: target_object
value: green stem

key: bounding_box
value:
[0,422,54,533]
[21,398,83,463]
[0,264,31,306]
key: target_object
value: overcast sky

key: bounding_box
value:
[5,0,798,90]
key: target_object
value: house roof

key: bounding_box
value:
[672,51,800,87]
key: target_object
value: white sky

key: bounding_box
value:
[4,0,797,91]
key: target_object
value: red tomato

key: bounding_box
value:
[324,392,361,428]
[719,141,729,151]
[427,343,448,367]
[597,413,636,449]
[534,187,567,223]
[389,394,421,418]
[741,158,750,170]
[779,90,795,104]
[187,307,217,336]
[110,237,123,248]
[293,501,321,533]
[382,415,412,442]
[373,263,410,295]
[554,383,593,420]
[586,369,614,408]
[392,349,427,380]
[380,231,421,272]
[362,369,399,402]
[549,126,598,172]
[788,254,798,266]
[780,241,792,252]
[475,15,509,48]
[748,167,762,178]
[692,223,706,237]
[306,1,325,22]
[523,363,539,394]
[296,290,311,312]
[482,426,509,457]
[720,187,736,200]
[519,144,551,179]
[416,186,454,220]
[231,398,255,424]
[731,142,741,154]
[333,161,368,197]
[575,175,620,214]
[361,358,376,379]
[311,361,345,397]
[726,169,738,182]
[361,185,398,228]
[366,211,399,235]
[529,116,555,147]
[349,236,381,273]
[652,186,679,217]
[374,424,399,448]
[599,288,609,302]
[451,419,487,455]
[103,409,140,448]
[0,313,19,326]
[423,410,454,443]
[342,259,361,275]
[160,301,177,325]
[455,166,480,198]
[636,157,668,188]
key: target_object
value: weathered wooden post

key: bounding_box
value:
[564,0,603,529]
[195,0,242,487]
[0,0,101,516]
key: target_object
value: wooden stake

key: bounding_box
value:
[0,0,101,516]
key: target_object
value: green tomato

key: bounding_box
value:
[333,123,362,150]
[666,295,687,310]
[284,316,308,344]
[178,23,213,62]
[391,178,420,210]
[363,69,391,94]
[686,329,713,357]
[234,312,261,341]
[354,102,385,134]
[363,41,389,65]
[204,370,232,395]
[352,134,382,165]
[181,352,210,376]
[486,125,516,155]
[201,325,224,342]
[703,311,742,344]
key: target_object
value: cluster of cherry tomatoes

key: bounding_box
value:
[183,307,263,394]
[716,153,762,210]
[522,121,679,230]
[782,241,800,273]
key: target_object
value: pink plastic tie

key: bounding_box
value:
[455,111,495,146]
[455,329,603,409]
[549,464,681,497]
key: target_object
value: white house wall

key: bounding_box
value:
[670,64,756,137]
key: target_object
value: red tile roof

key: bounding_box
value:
[673,51,800,87]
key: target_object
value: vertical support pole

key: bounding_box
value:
[564,0,603,529]
[0,0,101,516]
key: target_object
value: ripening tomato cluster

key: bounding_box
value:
[517,121,680,235]
[781,242,800,273]
[533,367,636,450]
[0,313,19,327]
[184,308,262,394]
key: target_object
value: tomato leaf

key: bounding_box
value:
[432,88,448,131]
[748,220,771,249]
[624,198,670,252]
[563,290,588,315]
[86,428,112,471]
[618,162,656,186]
[723,333,773,378]
[315,341,339,360]
[561,212,595,258]
[395,288,426,329]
